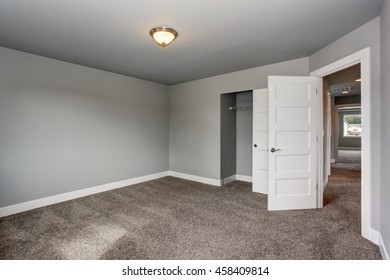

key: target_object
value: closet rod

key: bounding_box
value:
[229,105,253,111]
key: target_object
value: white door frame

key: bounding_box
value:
[310,47,371,241]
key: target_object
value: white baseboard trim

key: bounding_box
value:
[235,175,253,183]
[0,171,169,218]
[367,228,390,260]
[168,171,222,186]
[221,174,252,185]
[0,171,248,217]
[223,175,236,185]
[369,228,380,245]
[323,176,329,191]
[378,232,389,260]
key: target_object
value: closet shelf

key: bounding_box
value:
[229,105,253,111]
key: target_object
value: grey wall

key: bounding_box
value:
[169,58,309,180]
[0,46,169,208]
[335,95,361,105]
[236,91,253,177]
[309,17,381,229]
[380,0,390,257]
[220,93,236,179]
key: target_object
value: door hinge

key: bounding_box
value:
[316,136,318,142]
[316,88,318,95]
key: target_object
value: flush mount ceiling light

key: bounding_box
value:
[150,26,178,47]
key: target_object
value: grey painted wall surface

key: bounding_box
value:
[381,0,390,258]
[169,58,309,180]
[335,95,361,105]
[236,91,253,177]
[309,17,381,229]
[0,46,169,207]
[220,93,236,179]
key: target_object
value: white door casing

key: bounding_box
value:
[268,76,319,211]
[252,89,268,194]
[310,48,371,241]
[327,91,332,178]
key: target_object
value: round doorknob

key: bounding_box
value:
[254,144,257,148]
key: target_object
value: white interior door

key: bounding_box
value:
[268,76,319,211]
[252,89,268,194]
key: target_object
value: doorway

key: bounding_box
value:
[322,64,362,210]
[324,64,362,177]
[326,64,362,167]
[310,47,372,241]
[220,90,253,185]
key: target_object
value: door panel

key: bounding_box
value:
[252,89,268,194]
[276,155,310,172]
[276,179,310,196]
[275,107,310,128]
[276,131,310,148]
[268,76,318,210]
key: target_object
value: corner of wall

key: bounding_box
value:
[379,232,390,260]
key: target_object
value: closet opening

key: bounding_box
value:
[220,90,253,185]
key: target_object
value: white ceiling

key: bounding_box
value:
[0,0,384,85]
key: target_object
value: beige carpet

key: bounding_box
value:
[0,166,381,259]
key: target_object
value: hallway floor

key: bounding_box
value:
[333,150,361,170]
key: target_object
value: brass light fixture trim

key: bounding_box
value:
[150,26,178,47]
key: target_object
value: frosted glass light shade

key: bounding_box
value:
[150,27,178,47]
